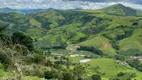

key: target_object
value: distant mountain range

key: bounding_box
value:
[0,7,82,14]
[0,7,58,14]
[0,4,142,15]
[0,3,142,15]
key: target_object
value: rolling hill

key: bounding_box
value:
[0,7,54,14]
[0,4,141,57]
[1,3,142,80]
[103,3,137,16]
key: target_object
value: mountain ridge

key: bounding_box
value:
[0,7,82,14]
[103,3,138,16]
[0,3,142,15]
[0,3,141,57]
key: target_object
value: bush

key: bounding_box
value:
[114,54,125,61]
[63,71,73,80]
[127,59,142,71]
[77,46,102,55]
[44,69,63,79]
[32,53,44,64]
[0,63,4,69]
[132,22,138,25]
[23,65,45,77]
[0,52,12,69]
[92,74,101,80]
[110,72,136,80]
[12,32,34,51]
[121,48,142,56]
[117,72,126,77]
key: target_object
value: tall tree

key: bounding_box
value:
[12,32,34,51]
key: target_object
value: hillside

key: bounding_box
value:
[0,4,141,57]
[0,3,142,80]
[0,8,54,14]
[103,3,137,16]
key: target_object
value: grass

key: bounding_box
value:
[89,58,142,79]
[0,70,17,79]
[69,56,84,62]
[119,28,142,52]
[68,56,142,79]
[30,18,41,28]
[89,58,128,77]
[26,28,45,39]
[80,35,116,56]
[23,76,43,80]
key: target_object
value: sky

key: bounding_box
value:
[0,0,142,10]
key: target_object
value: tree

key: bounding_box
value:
[0,27,4,34]
[0,52,11,69]
[73,64,87,79]
[122,48,142,56]
[92,74,101,80]
[127,59,142,71]
[44,71,54,79]
[12,32,34,51]
[32,53,44,64]
[0,27,10,42]
[63,71,73,80]
[114,54,125,61]
[44,69,63,80]
[117,72,126,77]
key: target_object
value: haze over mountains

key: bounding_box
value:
[0,3,142,14]
[1,0,142,10]
[0,7,54,14]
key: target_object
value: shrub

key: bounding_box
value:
[77,46,102,55]
[117,72,126,77]
[63,72,73,80]
[114,54,125,61]
[12,32,34,51]
[0,52,12,69]
[127,59,142,71]
[32,53,44,64]
[92,74,101,80]
[44,69,62,79]
[121,48,142,56]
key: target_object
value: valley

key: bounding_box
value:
[0,3,142,80]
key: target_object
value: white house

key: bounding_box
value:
[80,59,91,63]
[70,54,79,57]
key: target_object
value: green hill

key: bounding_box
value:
[103,3,137,16]
[0,4,141,57]
[1,3,142,80]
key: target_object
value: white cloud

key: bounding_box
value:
[0,0,142,10]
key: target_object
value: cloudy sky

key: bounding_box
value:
[1,0,142,10]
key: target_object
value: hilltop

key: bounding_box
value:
[103,3,137,16]
[0,3,142,15]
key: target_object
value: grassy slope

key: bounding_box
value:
[91,58,142,80]
[69,57,142,79]
[119,28,142,51]
[0,9,141,56]
[0,6,141,57]
[80,36,116,56]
